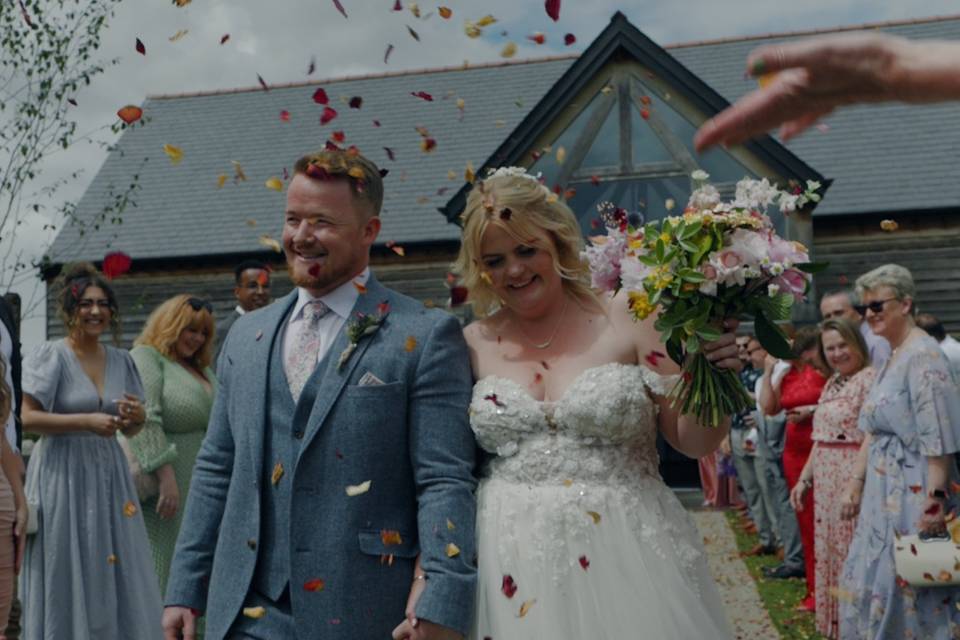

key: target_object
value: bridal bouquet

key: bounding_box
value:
[583,171,824,428]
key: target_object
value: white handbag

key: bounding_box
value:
[893,529,960,587]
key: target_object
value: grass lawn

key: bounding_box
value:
[724,509,826,640]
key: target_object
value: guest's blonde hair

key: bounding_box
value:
[452,173,599,317]
[135,295,216,369]
[856,264,915,303]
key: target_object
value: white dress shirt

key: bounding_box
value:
[235,305,246,316]
[282,268,370,370]
[0,320,17,452]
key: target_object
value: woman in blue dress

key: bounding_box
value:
[20,263,163,639]
[840,263,960,639]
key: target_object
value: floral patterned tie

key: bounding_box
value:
[285,300,330,402]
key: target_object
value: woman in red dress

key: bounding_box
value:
[760,326,828,612]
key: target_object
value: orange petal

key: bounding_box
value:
[303,578,326,592]
[162,144,183,165]
[404,336,417,352]
[123,500,138,517]
[438,6,452,19]
[271,461,284,486]
[518,599,536,617]
[353,281,367,294]
[381,529,403,546]
[117,105,143,125]
[217,174,227,188]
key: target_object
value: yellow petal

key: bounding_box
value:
[880,219,899,232]
[163,144,183,165]
[465,161,475,184]
[107,554,117,565]
[556,146,566,164]
[456,97,465,110]
[408,2,420,18]
[446,518,456,530]
[231,160,247,181]
[243,606,266,619]
[587,510,601,524]
[345,480,372,497]
[217,174,227,188]
[271,461,284,486]
[245,219,257,227]
[464,21,481,38]
[445,542,460,557]
[265,177,283,191]
[123,500,138,518]
[518,599,536,617]
[348,166,366,180]
[476,14,497,27]
[168,29,189,42]
[405,336,417,352]
[259,235,282,253]
[447,170,457,180]
[500,42,517,58]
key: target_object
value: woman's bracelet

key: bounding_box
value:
[412,574,428,582]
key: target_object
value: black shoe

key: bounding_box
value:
[763,564,805,579]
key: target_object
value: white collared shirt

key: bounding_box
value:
[0,321,17,452]
[282,268,371,370]
[235,305,246,316]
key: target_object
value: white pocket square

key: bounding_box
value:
[357,371,385,387]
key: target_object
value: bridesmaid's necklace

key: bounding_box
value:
[515,297,569,350]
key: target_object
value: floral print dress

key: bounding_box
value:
[840,334,960,639]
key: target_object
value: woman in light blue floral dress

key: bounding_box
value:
[840,264,960,640]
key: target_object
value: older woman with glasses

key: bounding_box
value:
[839,264,960,639]
[127,295,217,595]
[789,319,875,639]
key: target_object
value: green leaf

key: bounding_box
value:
[754,310,794,359]
[695,325,723,342]
[754,292,795,321]
[685,333,700,354]
[682,221,703,239]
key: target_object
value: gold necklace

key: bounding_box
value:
[515,297,569,350]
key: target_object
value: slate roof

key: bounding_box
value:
[50,14,960,264]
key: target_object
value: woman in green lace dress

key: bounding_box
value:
[127,295,217,595]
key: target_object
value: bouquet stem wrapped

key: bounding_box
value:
[585,172,826,428]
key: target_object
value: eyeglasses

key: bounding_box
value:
[187,297,214,313]
[854,298,898,315]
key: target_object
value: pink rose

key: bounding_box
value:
[718,250,742,269]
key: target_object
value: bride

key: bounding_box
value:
[464,168,736,638]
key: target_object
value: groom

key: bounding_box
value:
[162,149,477,639]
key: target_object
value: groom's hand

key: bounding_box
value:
[162,606,198,640]
[391,618,463,640]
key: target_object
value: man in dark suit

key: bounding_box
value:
[214,260,271,360]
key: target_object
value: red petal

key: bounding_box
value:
[909,485,923,494]
[411,91,433,102]
[320,106,338,125]
[373,120,381,127]
[377,301,391,316]
[590,175,601,186]
[332,0,348,18]
[564,33,576,46]
[645,350,666,367]
[331,131,346,143]
[501,574,518,598]
[383,147,395,161]
[220,34,230,45]
[925,502,942,516]
[544,0,561,21]
[349,96,363,109]
[450,286,468,307]
[640,95,652,106]
[420,138,437,152]
[312,88,329,105]
[384,44,394,64]
[280,110,290,122]
[102,252,132,280]
[527,33,546,45]
[135,38,146,55]
[392,0,402,9]
[579,555,590,570]
[303,578,325,592]
[117,105,143,125]
[257,74,269,91]
[641,108,650,120]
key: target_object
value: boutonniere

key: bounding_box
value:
[337,300,390,370]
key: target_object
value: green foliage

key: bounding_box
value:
[0,0,135,310]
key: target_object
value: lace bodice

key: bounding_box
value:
[470,362,678,483]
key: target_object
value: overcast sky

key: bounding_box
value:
[8,0,960,349]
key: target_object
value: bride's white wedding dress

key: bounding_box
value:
[469,362,733,639]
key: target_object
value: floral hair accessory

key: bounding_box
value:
[485,166,543,184]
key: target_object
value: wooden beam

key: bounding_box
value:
[628,78,698,175]
[618,78,632,173]
[554,78,618,187]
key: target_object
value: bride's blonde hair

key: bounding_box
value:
[453,172,600,318]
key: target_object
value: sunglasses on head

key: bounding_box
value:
[854,298,898,315]
[187,297,213,313]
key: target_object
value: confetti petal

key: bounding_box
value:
[476,15,497,27]
[587,510,601,524]
[564,33,576,46]
[168,29,189,42]
[345,480,372,496]
[381,529,403,546]
[579,555,590,570]
[217,174,227,188]
[501,574,518,598]
[349,96,363,109]
[265,177,283,191]
[408,3,420,18]
[272,461,284,486]
[407,25,420,41]
[332,131,346,144]
[519,599,536,617]
[384,44,395,64]
[102,252,132,279]
[528,32,545,45]
[556,146,566,164]
[259,235,283,253]
[544,0,561,21]
[500,42,517,58]
[123,500,138,517]
[257,74,269,92]
[321,106,338,125]
[243,606,266,619]
[450,286,468,307]
[446,518,456,530]
[384,147,395,161]
[405,336,417,352]
[445,542,460,557]
[163,144,183,165]
[411,91,433,102]
[135,38,146,55]
[280,110,291,122]
[107,554,117,565]
[420,138,437,153]
[438,6,452,19]
[117,105,143,125]
[880,219,899,232]
[313,88,329,105]
[220,34,230,45]
[331,0,348,18]
[303,578,325,592]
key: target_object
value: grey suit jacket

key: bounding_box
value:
[165,277,478,638]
